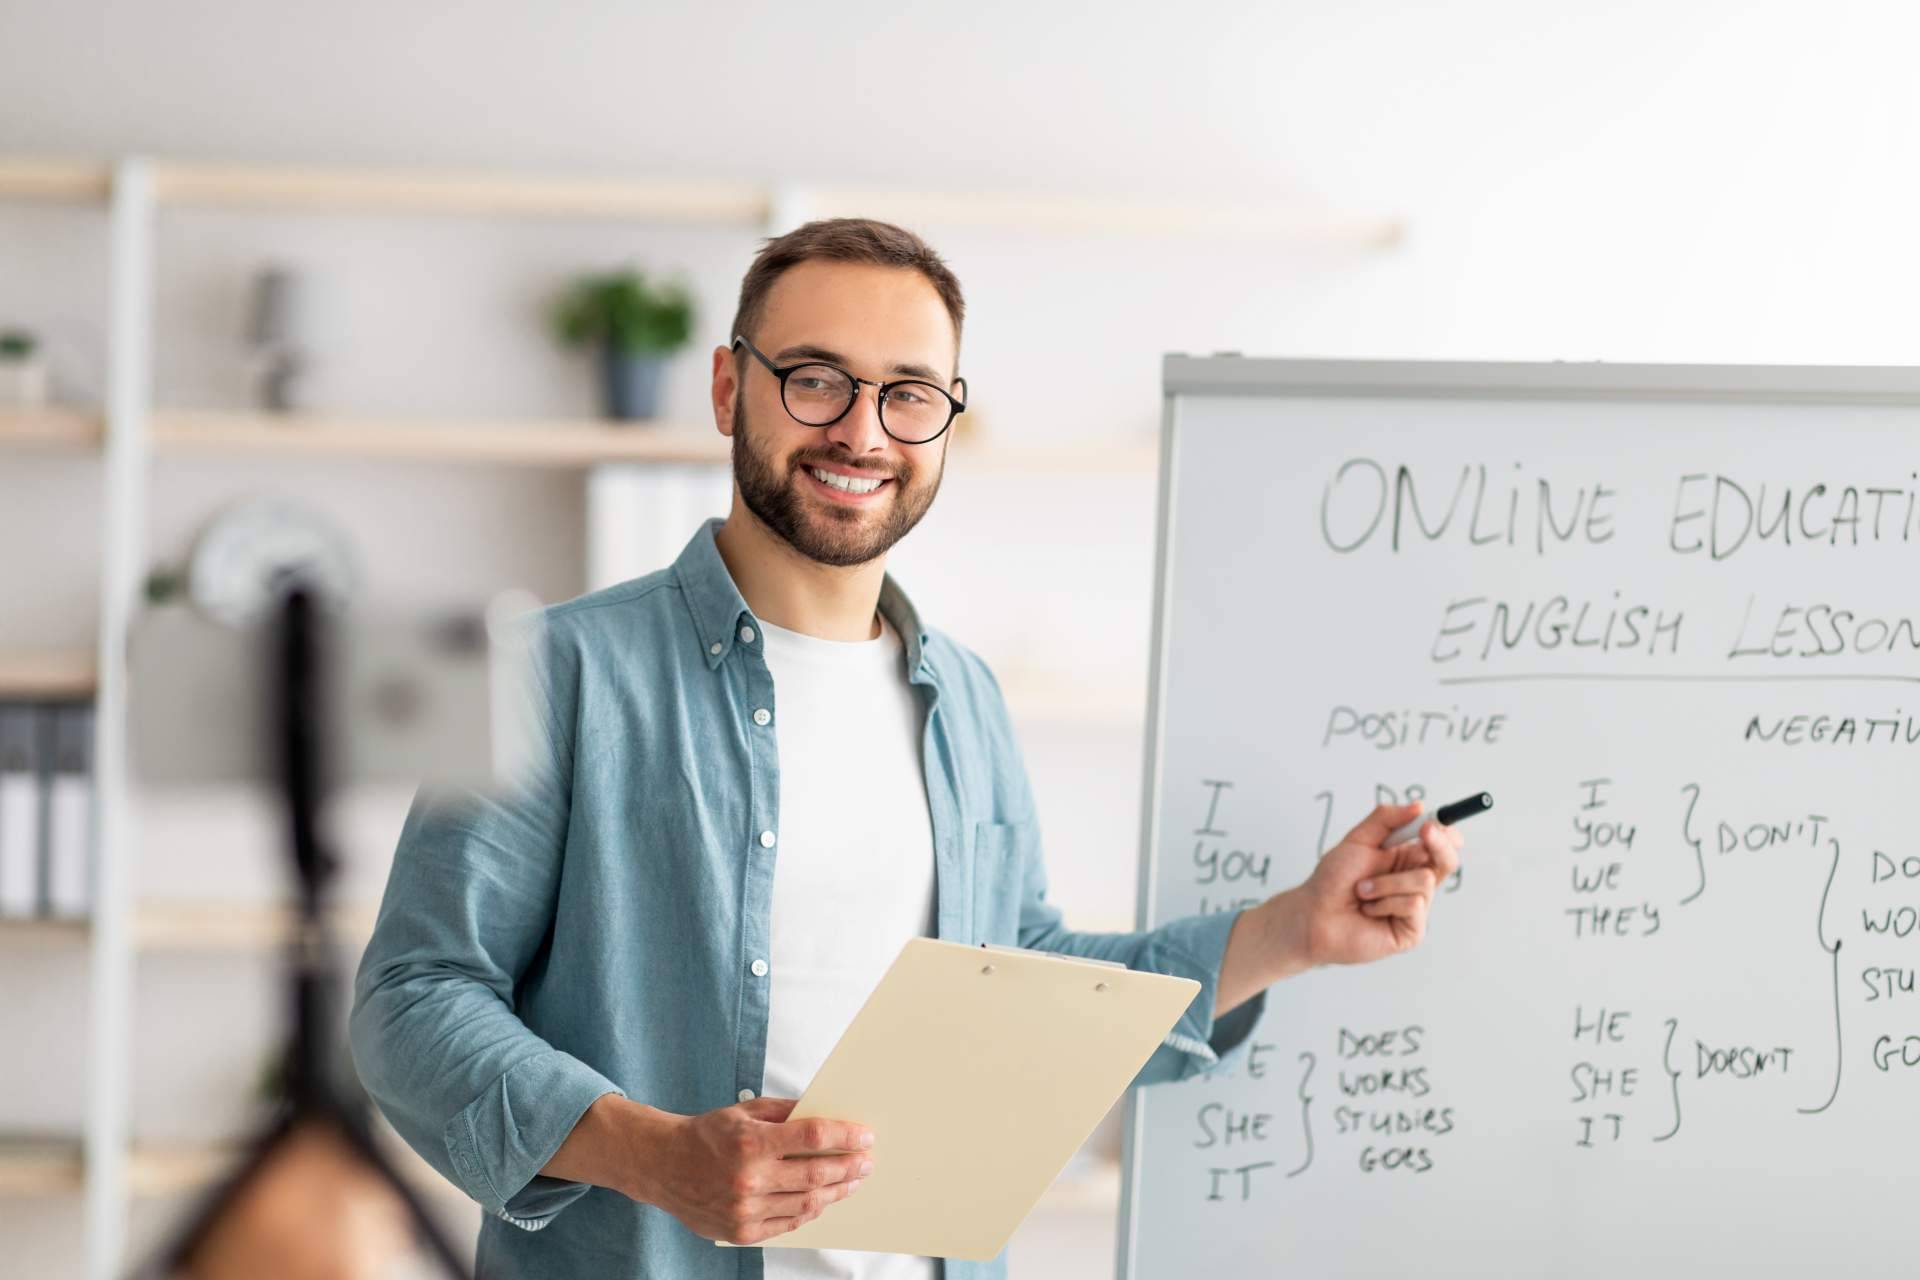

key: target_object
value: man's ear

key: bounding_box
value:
[951,375,968,408]
[711,344,740,437]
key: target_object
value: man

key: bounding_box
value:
[350,218,1463,1280]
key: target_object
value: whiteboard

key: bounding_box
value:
[1119,357,1920,1280]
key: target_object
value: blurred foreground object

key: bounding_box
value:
[180,1123,412,1280]
[135,588,475,1279]
[125,498,544,1277]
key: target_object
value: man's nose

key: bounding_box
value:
[822,383,889,454]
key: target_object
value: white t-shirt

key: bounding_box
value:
[760,614,939,1280]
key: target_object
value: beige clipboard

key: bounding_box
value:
[745,936,1200,1261]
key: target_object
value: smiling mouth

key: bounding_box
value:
[805,465,892,496]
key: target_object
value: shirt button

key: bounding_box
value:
[739,625,756,644]
[708,641,723,656]
[759,830,776,849]
[752,707,771,727]
[738,1088,756,1103]
[751,958,769,977]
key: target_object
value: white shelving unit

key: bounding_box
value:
[0,153,1390,1278]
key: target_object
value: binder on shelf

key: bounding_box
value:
[46,703,93,918]
[0,704,40,917]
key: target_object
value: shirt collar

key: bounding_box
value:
[672,518,931,676]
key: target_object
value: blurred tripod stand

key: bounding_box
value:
[139,587,470,1279]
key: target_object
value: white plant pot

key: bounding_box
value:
[0,358,49,407]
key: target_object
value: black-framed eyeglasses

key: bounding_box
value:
[731,334,967,445]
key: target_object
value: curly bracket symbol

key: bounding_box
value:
[1678,783,1706,907]
[1801,836,1844,1116]
[1653,1017,1682,1142]
[1286,1051,1316,1178]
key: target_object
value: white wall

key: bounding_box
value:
[5,0,1920,1274]
[9,0,1920,374]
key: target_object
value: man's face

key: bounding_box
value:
[725,260,959,568]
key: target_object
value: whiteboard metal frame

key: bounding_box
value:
[1160,353,1920,403]
[1117,364,1185,1279]
[1116,352,1920,1280]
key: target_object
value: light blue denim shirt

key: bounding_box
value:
[350,519,1265,1279]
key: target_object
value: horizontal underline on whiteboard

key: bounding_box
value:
[1436,672,1920,686]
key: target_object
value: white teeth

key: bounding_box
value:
[809,467,885,495]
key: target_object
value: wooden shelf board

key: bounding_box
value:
[151,409,732,467]
[147,410,1157,473]
[1,1126,463,1202]
[140,162,1397,244]
[0,160,111,203]
[0,1138,84,1196]
[0,156,1400,244]
[128,1142,235,1198]
[0,900,383,952]
[0,406,105,450]
[151,163,769,225]
[0,397,1152,473]
[133,900,381,952]
[0,650,98,700]
[0,917,90,944]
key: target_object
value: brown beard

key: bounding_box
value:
[731,398,944,567]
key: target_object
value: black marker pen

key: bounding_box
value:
[1384,791,1492,847]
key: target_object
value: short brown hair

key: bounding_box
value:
[730,218,966,370]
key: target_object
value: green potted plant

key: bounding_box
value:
[0,329,48,407]
[552,269,695,422]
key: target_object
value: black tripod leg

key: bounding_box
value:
[331,1111,473,1278]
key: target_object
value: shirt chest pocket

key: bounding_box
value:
[971,818,1039,945]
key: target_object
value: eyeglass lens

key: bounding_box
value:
[783,364,951,443]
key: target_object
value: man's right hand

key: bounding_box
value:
[646,1096,873,1245]
[546,1093,874,1246]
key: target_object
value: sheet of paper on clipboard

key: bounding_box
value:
[736,937,1201,1262]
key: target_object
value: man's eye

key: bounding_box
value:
[887,387,929,405]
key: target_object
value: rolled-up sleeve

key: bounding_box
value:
[348,620,623,1229]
